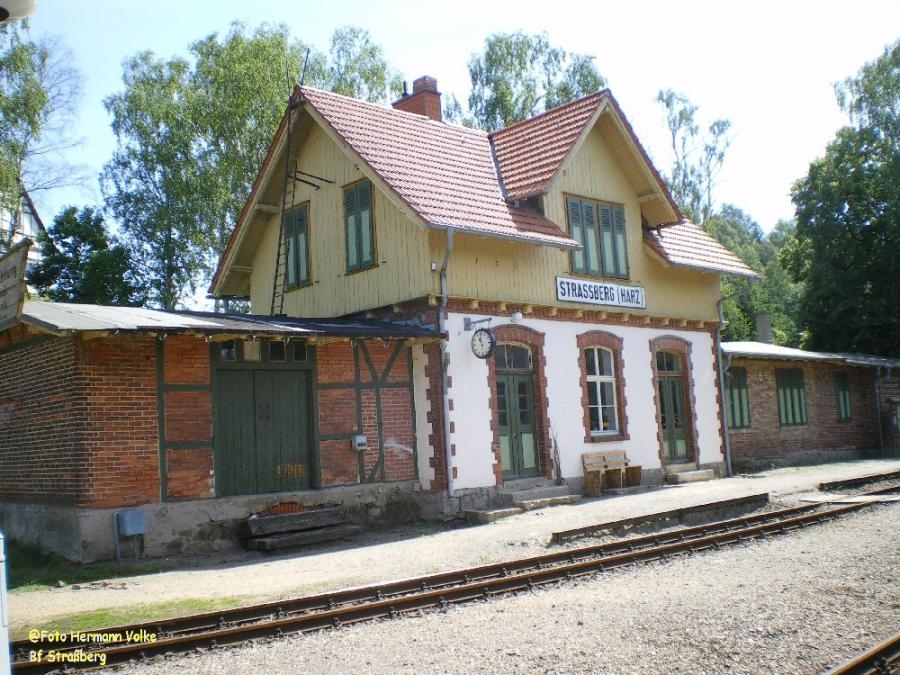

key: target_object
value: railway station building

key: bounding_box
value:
[1,78,761,561]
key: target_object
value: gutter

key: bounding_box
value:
[438,229,455,499]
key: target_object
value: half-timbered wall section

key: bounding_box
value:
[317,339,417,486]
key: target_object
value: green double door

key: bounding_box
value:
[656,351,693,463]
[216,369,313,496]
[496,373,539,479]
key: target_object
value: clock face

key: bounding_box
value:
[471,328,496,359]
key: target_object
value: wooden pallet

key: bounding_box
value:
[240,506,363,551]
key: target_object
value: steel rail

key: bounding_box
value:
[11,500,883,673]
[12,500,821,658]
[824,631,900,675]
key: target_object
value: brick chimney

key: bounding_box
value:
[392,75,442,122]
[756,312,774,344]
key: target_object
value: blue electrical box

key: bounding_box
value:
[116,510,146,537]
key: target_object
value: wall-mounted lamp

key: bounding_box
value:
[510,311,524,324]
[463,317,491,332]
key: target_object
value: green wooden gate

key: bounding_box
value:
[214,340,315,496]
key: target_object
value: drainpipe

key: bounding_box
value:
[438,228,455,498]
[716,288,749,478]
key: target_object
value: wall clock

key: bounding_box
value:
[471,327,496,359]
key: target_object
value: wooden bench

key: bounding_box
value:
[582,450,642,496]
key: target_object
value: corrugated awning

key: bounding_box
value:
[20,302,439,341]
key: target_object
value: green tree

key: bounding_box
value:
[102,23,400,309]
[655,89,731,224]
[102,51,204,309]
[26,206,143,305]
[707,207,804,346]
[787,40,900,356]
[467,32,605,131]
[1,22,82,248]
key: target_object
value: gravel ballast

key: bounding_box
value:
[113,502,899,675]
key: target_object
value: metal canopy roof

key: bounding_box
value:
[20,301,438,340]
[723,341,900,369]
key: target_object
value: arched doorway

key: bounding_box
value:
[655,350,694,464]
[494,343,539,480]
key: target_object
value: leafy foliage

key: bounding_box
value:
[655,89,731,225]
[0,21,84,242]
[26,206,143,305]
[466,32,605,131]
[102,22,400,308]
[787,40,900,356]
[706,207,804,345]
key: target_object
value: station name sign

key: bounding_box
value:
[556,276,646,309]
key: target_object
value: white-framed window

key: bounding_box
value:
[585,346,618,434]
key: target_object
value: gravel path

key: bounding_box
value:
[114,502,900,675]
[8,459,900,671]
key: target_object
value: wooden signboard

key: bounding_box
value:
[0,239,31,333]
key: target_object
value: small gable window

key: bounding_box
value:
[566,196,628,279]
[285,204,309,289]
[344,180,375,272]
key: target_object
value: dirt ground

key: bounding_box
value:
[7,458,900,634]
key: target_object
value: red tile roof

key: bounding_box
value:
[212,86,748,295]
[301,87,578,249]
[492,92,606,199]
[643,221,757,278]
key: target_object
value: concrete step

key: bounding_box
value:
[499,483,572,504]
[668,469,716,484]
[464,507,524,524]
[513,494,582,511]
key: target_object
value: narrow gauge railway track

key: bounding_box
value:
[11,492,898,673]
[825,631,900,675]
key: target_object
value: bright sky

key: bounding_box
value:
[26,0,900,233]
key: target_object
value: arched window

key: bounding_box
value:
[585,346,618,434]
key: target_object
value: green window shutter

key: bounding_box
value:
[599,205,615,275]
[358,181,373,267]
[776,369,807,426]
[725,367,750,428]
[344,186,359,270]
[285,213,298,289]
[345,182,374,272]
[836,372,851,420]
[567,198,629,279]
[582,201,600,274]
[568,197,585,273]
[612,207,628,278]
[296,205,309,285]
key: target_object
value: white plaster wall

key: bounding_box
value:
[411,344,435,489]
[689,331,725,466]
[444,312,723,488]
[444,313,498,490]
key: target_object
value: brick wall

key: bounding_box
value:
[728,358,879,467]
[79,336,160,508]
[161,335,214,500]
[0,336,90,505]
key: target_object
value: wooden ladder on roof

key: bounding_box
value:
[270,90,298,317]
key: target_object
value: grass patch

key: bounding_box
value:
[6,540,166,591]
[9,596,247,641]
